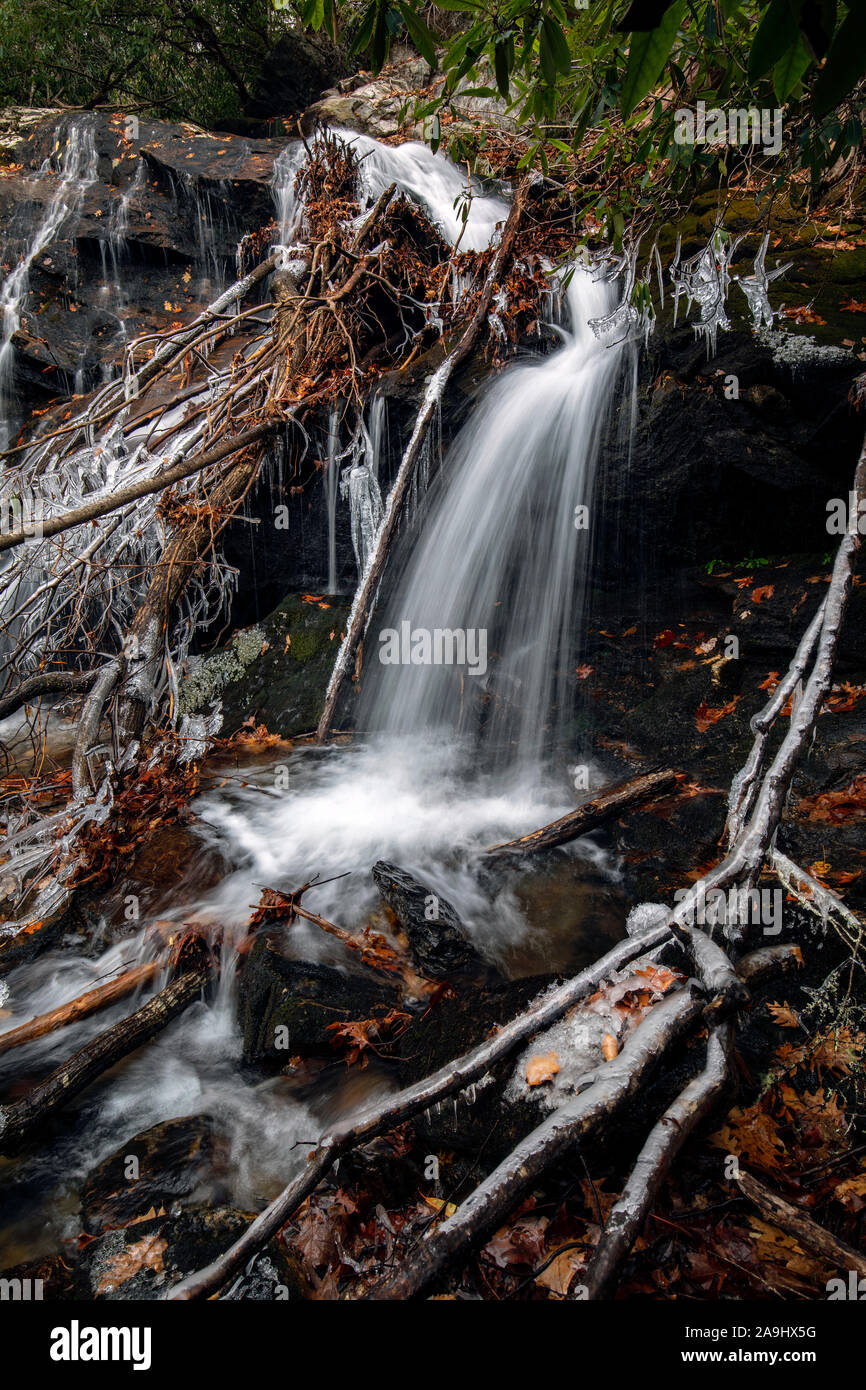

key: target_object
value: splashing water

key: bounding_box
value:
[335,129,510,251]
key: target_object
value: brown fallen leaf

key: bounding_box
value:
[536,1246,586,1296]
[752,584,775,604]
[602,1033,618,1060]
[95,1234,167,1295]
[695,696,741,733]
[526,1051,560,1086]
[767,1001,801,1029]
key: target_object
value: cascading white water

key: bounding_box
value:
[0,140,632,1260]
[361,267,627,771]
[0,118,98,446]
[98,161,146,340]
[339,130,510,252]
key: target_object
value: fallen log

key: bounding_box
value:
[0,959,162,1059]
[166,918,673,1300]
[735,1169,866,1281]
[482,768,678,858]
[315,180,531,742]
[581,941,804,1299]
[0,669,98,721]
[365,989,705,1300]
[0,960,208,1154]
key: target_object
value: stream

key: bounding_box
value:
[0,122,631,1269]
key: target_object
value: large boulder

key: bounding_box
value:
[179,591,351,738]
[246,31,347,120]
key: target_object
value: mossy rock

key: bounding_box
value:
[180,590,351,737]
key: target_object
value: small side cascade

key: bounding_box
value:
[0,116,99,444]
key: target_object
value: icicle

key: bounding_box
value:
[669,228,742,357]
[734,231,792,330]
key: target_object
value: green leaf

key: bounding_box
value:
[747,0,800,82]
[493,36,511,98]
[370,4,390,72]
[539,21,557,85]
[352,3,379,53]
[397,2,437,66]
[813,6,866,117]
[620,0,685,118]
[772,35,811,101]
[541,17,571,79]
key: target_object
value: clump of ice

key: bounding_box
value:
[505,953,678,1113]
[625,902,670,936]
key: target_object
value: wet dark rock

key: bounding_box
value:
[593,324,860,585]
[0,109,283,422]
[0,1250,78,1300]
[74,1205,308,1299]
[237,934,398,1066]
[80,1115,227,1236]
[246,31,347,120]
[396,975,560,1159]
[371,860,490,981]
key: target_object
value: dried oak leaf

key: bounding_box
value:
[526,1051,560,1086]
[695,696,741,733]
[766,1001,801,1029]
[95,1234,167,1295]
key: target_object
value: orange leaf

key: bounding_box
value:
[526,1051,560,1086]
[695,696,741,733]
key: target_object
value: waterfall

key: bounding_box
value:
[341,399,385,578]
[361,268,628,773]
[271,142,305,252]
[98,161,146,340]
[0,117,98,445]
[338,130,509,252]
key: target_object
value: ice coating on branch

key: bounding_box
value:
[626,903,670,937]
[587,241,655,346]
[670,230,741,356]
[734,231,792,330]
[177,705,224,762]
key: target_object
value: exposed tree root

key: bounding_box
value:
[581,942,804,1300]
[734,1170,866,1281]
